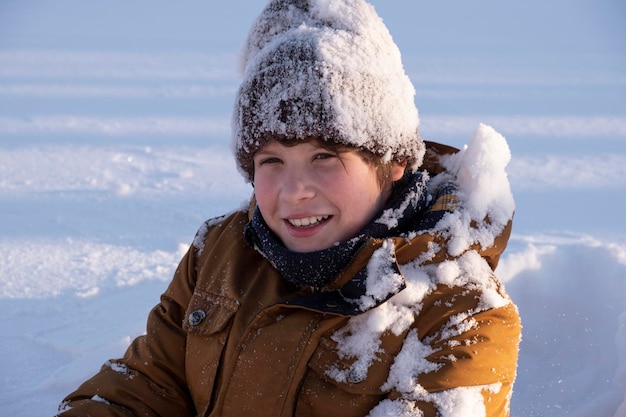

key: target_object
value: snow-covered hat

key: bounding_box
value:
[231,0,424,182]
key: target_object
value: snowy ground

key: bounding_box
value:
[1,1,625,416]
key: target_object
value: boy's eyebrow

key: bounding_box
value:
[253,148,274,156]
[252,149,278,161]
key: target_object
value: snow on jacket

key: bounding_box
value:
[57,134,521,417]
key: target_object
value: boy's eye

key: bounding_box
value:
[257,157,281,166]
[314,152,336,161]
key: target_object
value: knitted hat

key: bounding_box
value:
[231,0,424,182]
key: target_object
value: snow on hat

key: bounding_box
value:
[231,0,424,182]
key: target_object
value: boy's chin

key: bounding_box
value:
[282,237,336,253]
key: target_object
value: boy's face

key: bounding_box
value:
[253,139,404,253]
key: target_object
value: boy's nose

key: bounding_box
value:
[279,169,315,203]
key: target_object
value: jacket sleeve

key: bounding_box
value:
[367,281,521,417]
[419,295,520,417]
[373,173,520,416]
[57,245,199,417]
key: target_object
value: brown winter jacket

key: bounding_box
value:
[58,142,521,417]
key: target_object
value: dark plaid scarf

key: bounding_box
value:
[244,171,432,288]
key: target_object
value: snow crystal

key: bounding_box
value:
[431,260,461,287]
[104,360,133,378]
[367,383,502,417]
[192,221,210,255]
[358,240,404,310]
[391,265,435,308]
[367,398,424,417]
[425,313,479,346]
[57,401,72,413]
[450,251,509,310]
[378,329,504,417]
[381,329,441,394]
[365,264,436,337]
[437,123,515,256]
[192,211,237,256]
[430,384,502,417]
[443,124,514,224]
[328,313,385,383]
[91,395,111,405]
[414,251,510,313]
[376,184,428,231]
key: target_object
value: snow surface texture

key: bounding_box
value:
[1,1,625,416]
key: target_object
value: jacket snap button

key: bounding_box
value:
[188,310,206,326]
[348,369,365,384]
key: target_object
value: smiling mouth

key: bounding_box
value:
[287,215,330,228]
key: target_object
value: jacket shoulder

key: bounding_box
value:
[422,140,459,175]
[191,209,250,257]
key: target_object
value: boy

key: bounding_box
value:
[58,0,520,416]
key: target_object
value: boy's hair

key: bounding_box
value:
[231,0,424,182]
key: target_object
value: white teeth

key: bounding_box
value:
[288,215,329,227]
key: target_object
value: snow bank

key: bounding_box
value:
[498,234,626,417]
[0,238,186,298]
